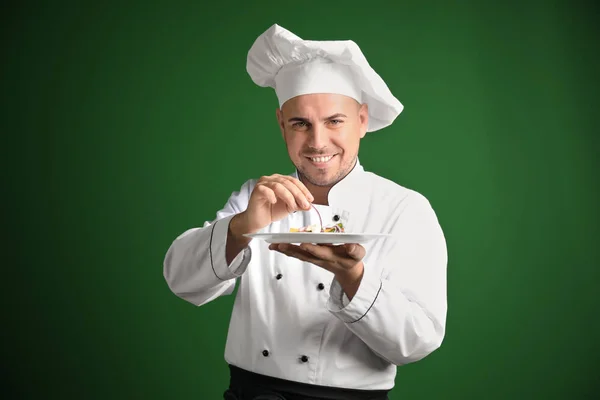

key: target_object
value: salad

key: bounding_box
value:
[289,203,345,233]
[290,222,345,233]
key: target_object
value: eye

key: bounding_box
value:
[329,119,343,125]
[292,121,309,128]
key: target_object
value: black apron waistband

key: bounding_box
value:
[226,364,390,400]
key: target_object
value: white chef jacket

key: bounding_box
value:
[163,159,447,390]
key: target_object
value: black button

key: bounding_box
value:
[300,355,309,363]
[262,350,269,357]
[276,274,283,280]
[317,283,325,290]
[333,214,340,221]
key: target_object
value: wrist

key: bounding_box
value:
[226,212,252,266]
[229,212,251,238]
[335,262,364,300]
[337,261,364,282]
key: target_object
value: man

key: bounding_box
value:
[163,24,447,400]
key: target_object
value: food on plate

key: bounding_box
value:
[288,203,345,233]
[290,222,345,233]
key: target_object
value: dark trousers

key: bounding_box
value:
[223,364,390,400]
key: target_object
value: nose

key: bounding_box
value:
[308,124,329,149]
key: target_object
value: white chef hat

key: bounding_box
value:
[246,24,404,132]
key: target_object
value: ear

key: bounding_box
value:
[359,103,369,138]
[276,108,285,139]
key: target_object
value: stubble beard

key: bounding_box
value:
[295,152,358,188]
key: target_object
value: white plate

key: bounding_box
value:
[244,232,392,244]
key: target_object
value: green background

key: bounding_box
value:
[4,0,598,399]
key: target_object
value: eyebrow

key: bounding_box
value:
[287,113,348,123]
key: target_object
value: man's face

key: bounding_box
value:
[276,93,369,187]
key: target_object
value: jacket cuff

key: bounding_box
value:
[209,214,252,281]
[327,263,382,323]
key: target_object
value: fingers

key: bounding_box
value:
[344,243,366,261]
[279,175,314,203]
[271,182,301,212]
[256,181,297,210]
[299,243,334,261]
[258,175,313,212]
[270,243,324,267]
[273,176,313,209]
[301,243,365,263]
[254,184,277,204]
[270,243,365,273]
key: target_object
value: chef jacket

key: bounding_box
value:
[163,158,448,390]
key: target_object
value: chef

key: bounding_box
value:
[163,24,447,400]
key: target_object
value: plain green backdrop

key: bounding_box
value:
[3,0,598,399]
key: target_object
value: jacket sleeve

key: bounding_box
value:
[327,191,448,365]
[163,179,255,306]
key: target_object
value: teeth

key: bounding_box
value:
[310,155,333,163]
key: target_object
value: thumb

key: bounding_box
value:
[344,243,364,260]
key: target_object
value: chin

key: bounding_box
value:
[305,175,336,187]
[298,165,342,187]
[294,153,354,186]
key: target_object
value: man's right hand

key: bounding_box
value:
[232,174,314,237]
[226,175,314,265]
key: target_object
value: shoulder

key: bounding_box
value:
[223,178,258,207]
[362,171,435,211]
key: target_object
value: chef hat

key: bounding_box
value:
[246,24,404,132]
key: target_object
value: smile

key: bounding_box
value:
[306,155,336,165]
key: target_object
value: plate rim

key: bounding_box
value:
[243,232,393,238]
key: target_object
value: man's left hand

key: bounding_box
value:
[268,242,366,299]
